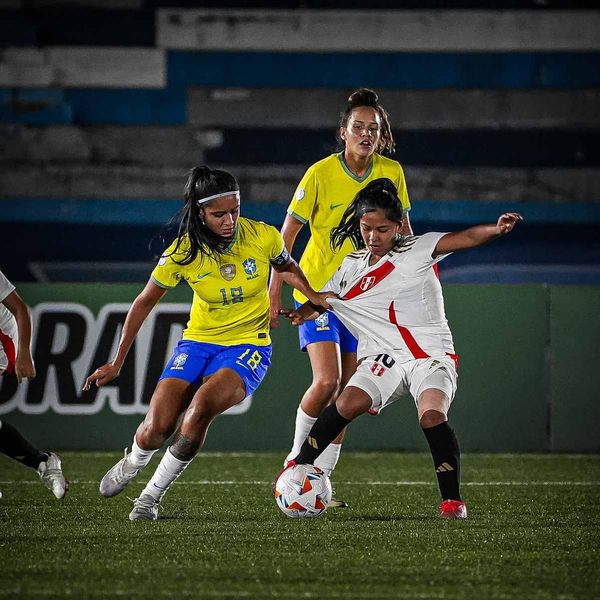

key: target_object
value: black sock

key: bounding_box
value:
[0,420,49,469]
[422,421,462,501]
[295,403,352,465]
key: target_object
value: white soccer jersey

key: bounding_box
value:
[0,269,18,374]
[323,233,456,363]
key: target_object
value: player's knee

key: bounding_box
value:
[419,409,447,429]
[137,418,174,446]
[310,377,340,403]
[336,395,366,421]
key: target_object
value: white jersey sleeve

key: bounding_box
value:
[0,269,16,304]
[404,232,451,275]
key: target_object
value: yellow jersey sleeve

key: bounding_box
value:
[151,238,190,289]
[394,164,411,211]
[287,165,318,224]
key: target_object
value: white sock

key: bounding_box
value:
[141,448,191,502]
[285,406,317,464]
[128,437,157,470]
[314,443,342,477]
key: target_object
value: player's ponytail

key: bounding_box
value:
[331,178,405,251]
[169,166,240,264]
[338,88,395,155]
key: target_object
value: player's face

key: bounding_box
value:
[340,107,381,160]
[359,208,400,258]
[202,194,240,239]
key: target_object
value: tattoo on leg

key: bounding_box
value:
[170,431,198,461]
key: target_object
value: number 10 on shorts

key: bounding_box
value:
[237,348,262,370]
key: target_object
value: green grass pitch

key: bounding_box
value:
[1,452,599,599]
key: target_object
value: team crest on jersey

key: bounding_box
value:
[171,353,188,370]
[243,258,259,279]
[315,312,330,331]
[371,363,386,377]
[220,264,236,281]
[360,276,376,291]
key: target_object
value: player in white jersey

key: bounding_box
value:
[0,269,67,500]
[279,178,522,519]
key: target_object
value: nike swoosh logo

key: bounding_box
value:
[190,272,212,283]
[329,203,344,210]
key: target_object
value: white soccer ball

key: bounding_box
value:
[274,464,332,518]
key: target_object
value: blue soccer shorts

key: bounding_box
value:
[159,339,272,397]
[294,301,358,353]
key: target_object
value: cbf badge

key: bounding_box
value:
[315,312,330,331]
[220,264,236,281]
[243,258,258,280]
[171,353,188,370]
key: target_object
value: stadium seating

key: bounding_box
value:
[0,2,598,282]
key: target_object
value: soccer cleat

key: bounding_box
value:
[440,499,467,519]
[129,494,160,521]
[37,453,67,500]
[328,490,348,509]
[99,448,140,498]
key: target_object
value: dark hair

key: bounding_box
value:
[331,178,405,251]
[337,88,395,155]
[169,166,240,264]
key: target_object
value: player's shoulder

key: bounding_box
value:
[343,249,369,264]
[239,216,277,236]
[306,153,340,176]
[374,153,402,172]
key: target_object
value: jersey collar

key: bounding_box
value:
[338,152,375,183]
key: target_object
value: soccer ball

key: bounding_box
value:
[274,464,332,518]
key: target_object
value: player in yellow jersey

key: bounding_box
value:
[84,166,330,521]
[269,89,412,505]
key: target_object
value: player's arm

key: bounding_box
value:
[1,290,35,383]
[278,301,323,326]
[83,279,168,390]
[272,255,334,312]
[400,212,413,237]
[433,213,522,258]
[268,214,305,327]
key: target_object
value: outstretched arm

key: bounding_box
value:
[83,279,167,390]
[2,290,35,383]
[433,213,523,258]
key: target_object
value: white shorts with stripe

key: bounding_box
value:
[347,353,458,414]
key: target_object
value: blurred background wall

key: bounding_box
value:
[0,0,598,451]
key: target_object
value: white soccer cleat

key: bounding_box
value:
[129,494,160,521]
[99,448,140,498]
[38,453,67,500]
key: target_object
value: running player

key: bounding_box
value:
[268,89,412,503]
[83,166,330,521]
[0,269,67,500]
[280,178,522,519]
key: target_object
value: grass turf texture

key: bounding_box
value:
[1,452,598,600]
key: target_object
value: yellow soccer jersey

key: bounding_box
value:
[288,152,411,303]
[151,217,286,346]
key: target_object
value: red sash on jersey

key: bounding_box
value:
[342,261,395,300]
[388,301,458,369]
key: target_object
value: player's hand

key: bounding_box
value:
[307,291,337,311]
[14,354,36,383]
[83,363,120,390]
[278,308,305,326]
[496,212,523,235]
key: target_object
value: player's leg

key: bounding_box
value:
[99,377,194,498]
[292,385,371,466]
[0,419,67,499]
[415,363,466,519]
[130,344,270,520]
